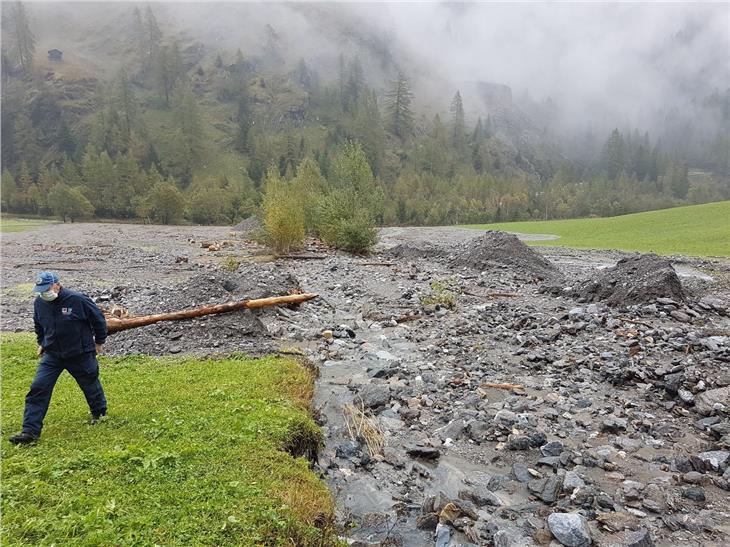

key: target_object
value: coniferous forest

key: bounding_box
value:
[2,2,728,240]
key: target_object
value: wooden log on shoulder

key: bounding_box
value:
[106,293,318,334]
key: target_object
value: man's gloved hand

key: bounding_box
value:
[95,344,103,355]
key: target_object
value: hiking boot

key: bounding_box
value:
[90,410,107,424]
[9,431,38,445]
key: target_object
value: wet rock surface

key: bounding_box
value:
[3,222,730,545]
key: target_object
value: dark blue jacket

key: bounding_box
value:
[34,288,107,358]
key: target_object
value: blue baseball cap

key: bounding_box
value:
[32,271,60,293]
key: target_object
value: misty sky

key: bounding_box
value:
[24,1,730,132]
[354,2,729,124]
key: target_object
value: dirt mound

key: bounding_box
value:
[456,231,560,280]
[387,242,448,261]
[103,266,300,356]
[231,216,262,235]
[570,254,685,306]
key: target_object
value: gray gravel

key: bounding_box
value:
[3,222,730,546]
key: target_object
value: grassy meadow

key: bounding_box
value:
[1,334,336,546]
[463,201,730,257]
[0,215,56,233]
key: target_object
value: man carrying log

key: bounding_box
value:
[9,272,108,445]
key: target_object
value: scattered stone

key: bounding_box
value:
[681,486,706,502]
[693,450,729,473]
[547,512,592,546]
[506,434,532,451]
[494,409,519,427]
[406,445,441,460]
[541,440,565,457]
[513,463,533,483]
[528,475,562,503]
[435,523,451,547]
[416,513,439,530]
[604,529,654,547]
[601,416,628,433]
[459,487,502,508]
[356,385,391,410]
[562,471,586,493]
[695,387,730,415]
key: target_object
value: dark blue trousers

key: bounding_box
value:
[22,351,107,436]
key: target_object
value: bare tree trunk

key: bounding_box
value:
[106,293,318,334]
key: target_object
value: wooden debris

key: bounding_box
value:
[277,254,328,260]
[487,292,520,298]
[200,240,234,251]
[481,382,525,391]
[103,304,130,319]
[358,262,395,267]
[105,293,318,334]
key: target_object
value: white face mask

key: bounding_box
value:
[39,290,58,302]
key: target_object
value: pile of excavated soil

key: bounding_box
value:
[388,231,560,281]
[386,242,447,261]
[102,266,300,356]
[570,253,685,306]
[231,216,262,236]
[456,231,560,280]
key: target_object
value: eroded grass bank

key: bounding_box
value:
[1,333,336,546]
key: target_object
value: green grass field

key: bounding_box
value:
[1,334,335,546]
[463,201,730,257]
[0,216,55,233]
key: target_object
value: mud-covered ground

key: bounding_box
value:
[2,222,730,547]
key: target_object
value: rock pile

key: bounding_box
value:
[389,230,560,281]
[231,216,262,236]
[456,231,560,281]
[569,254,685,306]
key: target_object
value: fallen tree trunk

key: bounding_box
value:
[106,293,318,334]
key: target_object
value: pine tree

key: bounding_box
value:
[155,42,183,106]
[145,6,162,60]
[667,159,689,199]
[7,2,35,71]
[385,72,414,139]
[131,6,146,60]
[12,112,40,169]
[114,68,138,137]
[450,90,466,151]
[601,128,626,180]
[343,57,364,113]
[56,116,76,158]
[297,58,312,89]
[235,91,251,153]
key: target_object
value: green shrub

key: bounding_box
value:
[220,256,240,272]
[262,167,305,253]
[323,212,377,254]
